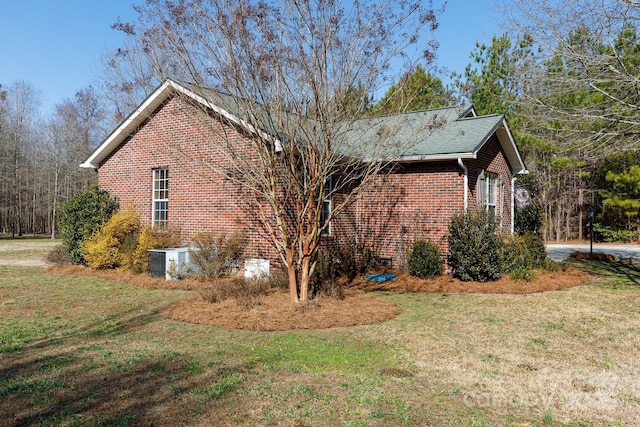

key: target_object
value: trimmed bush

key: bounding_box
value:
[502,232,548,274]
[501,234,527,274]
[58,185,119,264]
[448,209,502,282]
[407,238,443,279]
[514,204,542,235]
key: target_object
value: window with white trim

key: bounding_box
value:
[152,168,168,228]
[320,175,332,236]
[483,172,497,219]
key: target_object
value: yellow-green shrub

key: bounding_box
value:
[127,226,182,273]
[83,208,140,269]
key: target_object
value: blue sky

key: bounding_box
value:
[1,1,502,116]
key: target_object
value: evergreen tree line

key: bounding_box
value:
[2,0,639,241]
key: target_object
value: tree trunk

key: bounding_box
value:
[299,254,311,302]
[286,248,299,303]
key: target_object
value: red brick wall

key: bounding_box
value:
[98,95,278,263]
[332,135,514,268]
[466,134,514,234]
[98,96,514,270]
[341,161,465,267]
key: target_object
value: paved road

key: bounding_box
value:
[545,243,640,262]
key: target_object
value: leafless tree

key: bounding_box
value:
[116,0,445,302]
[98,31,186,123]
[0,82,42,237]
[502,0,640,157]
[44,90,105,238]
[0,83,104,238]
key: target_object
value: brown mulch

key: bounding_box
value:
[46,265,591,331]
[166,289,402,331]
[569,251,619,261]
[356,268,590,295]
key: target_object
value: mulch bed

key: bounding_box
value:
[47,265,591,331]
[166,289,402,331]
[356,268,590,294]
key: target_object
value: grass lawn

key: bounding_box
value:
[1,240,639,426]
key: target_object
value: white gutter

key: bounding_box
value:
[384,152,475,164]
[457,158,468,211]
[511,176,516,234]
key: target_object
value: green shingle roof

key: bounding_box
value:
[82,79,526,174]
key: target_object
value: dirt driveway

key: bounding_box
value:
[0,239,58,267]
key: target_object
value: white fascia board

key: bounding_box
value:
[498,119,527,174]
[171,82,282,151]
[360,152,476,163]
[80,79,281,169]
[395,152,476,163]
[469,117,527,175]
[80,80,176,169]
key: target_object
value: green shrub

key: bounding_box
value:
[501,234,527,274]
[502,232,548,275]
[407,239,443,279]
[541,258,561,272]
[82,208,140,269]
[510,266,536,282]
[189,231,246,279]
[448,209,502,282]
[520,232,547,267]
[514,204,542,235]
[58,185,119,264]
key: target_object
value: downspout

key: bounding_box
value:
[511,176,516,234]
[457,158,468,211]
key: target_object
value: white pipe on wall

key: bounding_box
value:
[458,158,468,211]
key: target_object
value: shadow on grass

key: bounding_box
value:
[0,306,250,426]
[568,257,640,286]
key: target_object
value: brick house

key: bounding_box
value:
[82,79,526,269]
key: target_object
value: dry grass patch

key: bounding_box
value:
[0,238,59,267]
[368,285,640,425]
[47,265,209,290]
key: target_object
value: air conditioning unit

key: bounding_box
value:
[149,247,191,280]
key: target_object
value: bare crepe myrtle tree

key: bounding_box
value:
[116,0,445,302]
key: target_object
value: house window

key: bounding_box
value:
[320,175,332,236]
[152,168,168,228]
[483,172,497,219]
